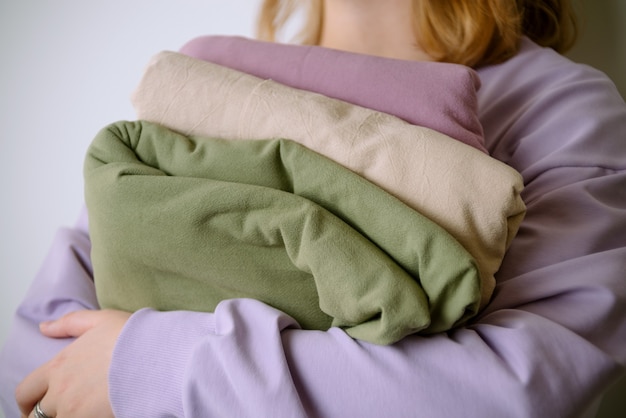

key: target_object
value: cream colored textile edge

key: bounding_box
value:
[132,51,527,308]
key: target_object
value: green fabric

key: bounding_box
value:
[85,120,482,345]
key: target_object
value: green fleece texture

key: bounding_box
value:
[84,120,481,345]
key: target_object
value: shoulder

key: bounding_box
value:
[476,37,626,176]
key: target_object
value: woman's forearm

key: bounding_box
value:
[0,210,98,418]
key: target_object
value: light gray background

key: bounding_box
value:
[0,1,624,417]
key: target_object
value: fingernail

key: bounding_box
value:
[39,321,52,330]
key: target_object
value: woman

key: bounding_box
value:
[3,0,626,417]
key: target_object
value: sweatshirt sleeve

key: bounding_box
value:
[4,41,624,418]
[109,245,625,417]
[107,45,626,418]
[0,208,99,418]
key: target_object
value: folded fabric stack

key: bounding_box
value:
[84,36,526,345]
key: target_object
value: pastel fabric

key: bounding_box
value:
[132,49,526,308]
[180,35,487,154]
[4,37,624,418]
[85,121,482,345]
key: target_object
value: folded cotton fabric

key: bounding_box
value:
[132,52,526,307]
[85,120,482,345]
[179,35,487,153]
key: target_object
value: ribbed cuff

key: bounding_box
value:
[109,308,216,418]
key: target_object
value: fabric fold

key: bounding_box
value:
[132,51,527,307]
[179,35,487,154]
[85,120,483,345]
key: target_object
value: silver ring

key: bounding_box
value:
[34,401,53,418]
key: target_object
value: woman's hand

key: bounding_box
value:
[15,309,131,418]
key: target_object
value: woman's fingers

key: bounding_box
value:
[16,311,101,415]
[39,310,101,338]
[39,309,130,339]
[27,397,54,418]
[15,309,129,417]
[15,362,52,417]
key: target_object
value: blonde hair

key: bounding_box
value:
[255,0,578,68]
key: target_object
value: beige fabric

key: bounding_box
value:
[132,51,526,308]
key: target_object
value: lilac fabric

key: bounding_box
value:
[1,38,626,418]
[180,35,487,154]
[0,211,98,416]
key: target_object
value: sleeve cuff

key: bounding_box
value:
[109,308,216,418]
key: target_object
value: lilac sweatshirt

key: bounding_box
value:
[1,38,625,418]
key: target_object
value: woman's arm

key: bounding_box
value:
[107,244,625,418]
[0,209,99,417]
[5,126,625,418]
[105,43,626,417]
[4,39,625,418]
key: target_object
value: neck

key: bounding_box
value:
[319,0,431,61]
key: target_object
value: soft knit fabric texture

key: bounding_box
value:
[132,50,526,307]
[3,38,625,418]
[179,35,487,154]
[85,120,482,344]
